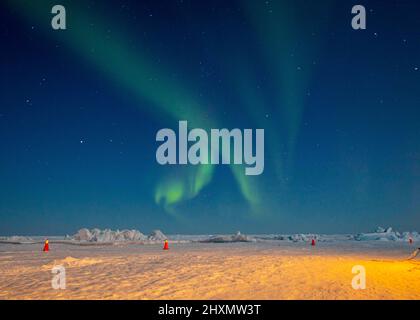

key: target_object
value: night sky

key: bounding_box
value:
[1,0,419,235]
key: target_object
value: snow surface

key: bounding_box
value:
[0,240,419,299]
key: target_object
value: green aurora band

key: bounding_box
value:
[8,0,262,216]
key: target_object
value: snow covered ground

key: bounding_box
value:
[0,232,419,299]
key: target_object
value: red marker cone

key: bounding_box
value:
[163,239,169,250]
[311,239,316,246]
[43,239,49,252]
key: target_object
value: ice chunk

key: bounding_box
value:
[148,230,167,241]
[354,227,418,242]
[0,235,34,242]
[73,228,92,241]
[72,228,147,242]
[201,231,255,243]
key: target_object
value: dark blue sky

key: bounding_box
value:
[1,0,419,235]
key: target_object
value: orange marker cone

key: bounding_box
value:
[163,239,169,250]
[311,239,316,246]
[43,239,49,252]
